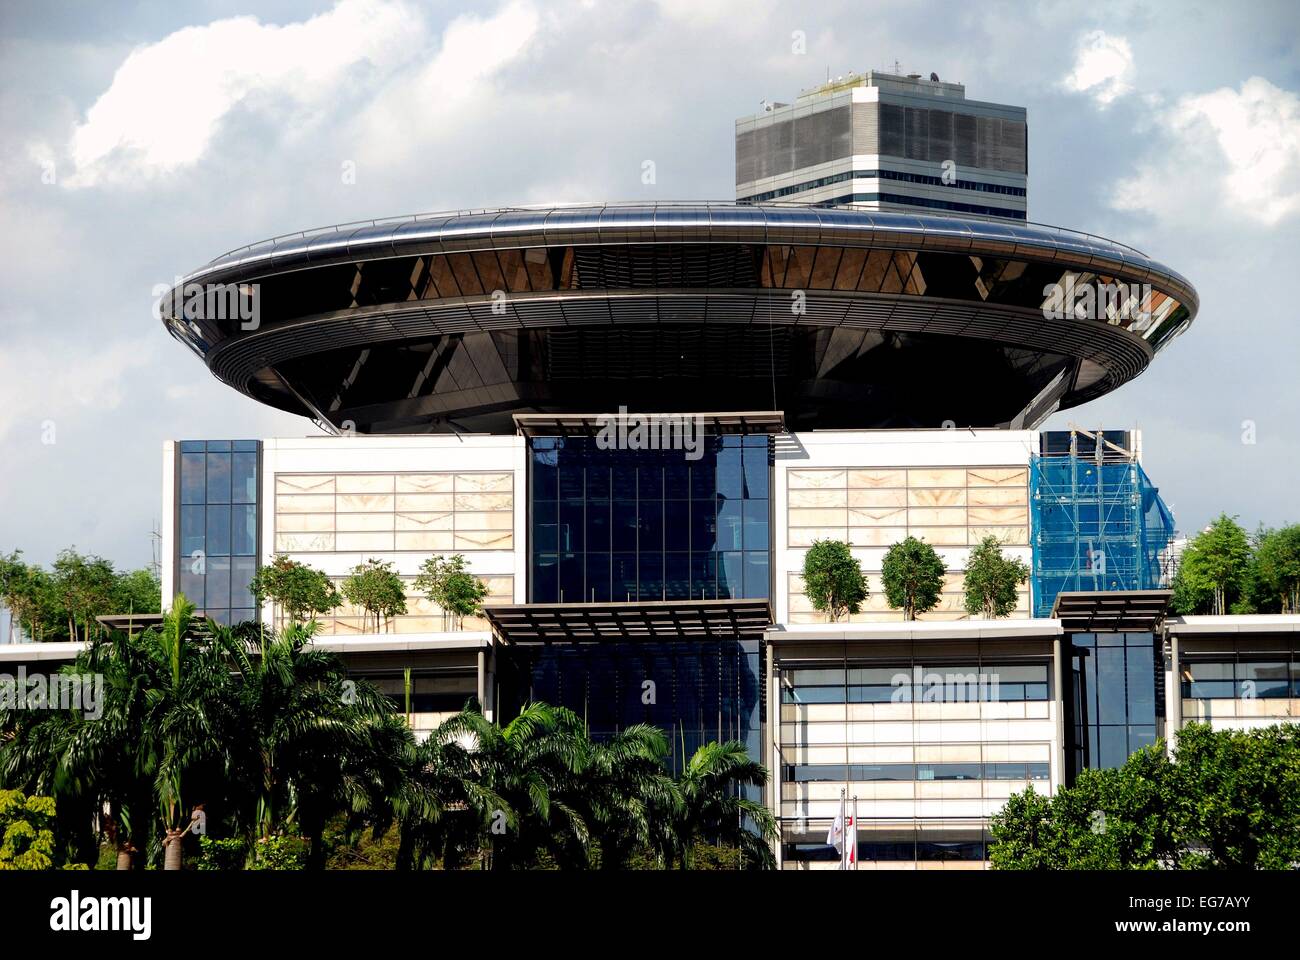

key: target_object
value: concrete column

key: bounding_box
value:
[477,649,487,715]
[485,644,497,723]
[1052,636,1066,791]
[160,441,176,611]
[1164,633,1181,756]
[767,639,782,869]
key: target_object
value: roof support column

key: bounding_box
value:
[1052,635,1066,792]
[1164,631,1180,757]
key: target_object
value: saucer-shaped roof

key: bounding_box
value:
[160,203,1196,433]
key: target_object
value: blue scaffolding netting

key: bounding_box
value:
[1029,454,1176,618]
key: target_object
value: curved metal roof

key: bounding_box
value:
[161,202,1198,434]
[182,201,1196,311]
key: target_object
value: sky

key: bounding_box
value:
[1,0,1298,579]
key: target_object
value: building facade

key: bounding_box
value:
[135,75,1244,868]
[153,424,1188,862]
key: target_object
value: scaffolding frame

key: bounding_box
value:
[1029,434,1175,619]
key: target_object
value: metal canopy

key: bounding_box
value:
[95,613,165,634]
[1050,590,1172,633]
[512,411,786,437]
[484,599,773,644]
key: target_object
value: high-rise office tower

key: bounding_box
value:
[735,70,1028,220]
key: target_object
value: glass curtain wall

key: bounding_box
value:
[514,638,762,777]
[177,440,260,625]
[1067,631,1159,775]
[528,434,771,603]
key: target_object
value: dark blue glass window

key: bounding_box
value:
[180,505,205,557]
[232,451,258,503]
[205,452,231,504]
[528,435,772,603]
[1183,659,1298,699]
[519,638,763,775]
[175,440,259,625]
[1070,631,1160,772]
[180,453,206,505]
[232,504,257,556]
[205,505,231,557]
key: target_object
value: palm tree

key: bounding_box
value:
[69,625,164,869]
[0,618,175,869]
[388,704,511,870]
[437,702,593,869]
[211,618,405,868]
[580,724,680,870]
[667,740,777,869]
[140,597,238,870]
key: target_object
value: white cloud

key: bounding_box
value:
[58,0,420,187]
[1062,30,1134,106]
[0,335,156,444]
[350,1,539,170]
[1113,77,1300,227]
[652,0,764,24]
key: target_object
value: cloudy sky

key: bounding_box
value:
[1,0,1298,578]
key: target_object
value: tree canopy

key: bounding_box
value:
[1,548,160,643]
[962,535,1029,619]
[881,536,947,620]
[250,555,341,626]
[1170,514,1251,615]
[1247,523,1300,614]
[990,722,1300,869]
[413,554,489,630]
[801,539,868,622]
[340,559,407,633]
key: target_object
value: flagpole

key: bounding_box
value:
[839,787,847,870]
[853,796,859,871]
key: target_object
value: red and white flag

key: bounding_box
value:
[827,804,857,868]
[826,808,844,853]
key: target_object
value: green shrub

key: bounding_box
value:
[196,836,248,871]
[0,789,85,870]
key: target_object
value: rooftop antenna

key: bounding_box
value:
[150,521,161,581]
[893,59,901,74]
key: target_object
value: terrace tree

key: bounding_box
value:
[250,555,341,627]
[341,559,407,632]
[414,554,489,631]
[110,568,162,618]
[882,536,947,621]
[0,551,52,642]
[801,539,867,623]
[1170,514,1251,615]
[1250,524,1300,614]
[962,536,1029,619]
[2,549,160,643]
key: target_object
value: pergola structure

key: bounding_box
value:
[483,598,772,645]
